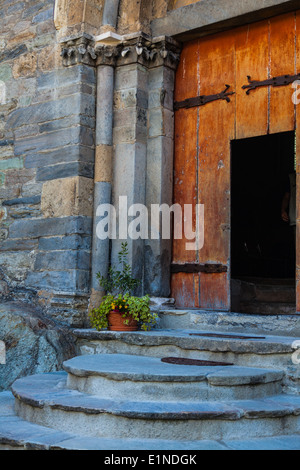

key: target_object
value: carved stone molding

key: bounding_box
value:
[115,34,181,70]
[60,34,97,67]
[60,33,181,70]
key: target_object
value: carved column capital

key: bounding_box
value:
[116,34,182,70]
[60,34,97,67]
[60,33,182,70]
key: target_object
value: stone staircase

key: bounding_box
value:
[1,310,300,450]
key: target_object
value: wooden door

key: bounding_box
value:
[172,12,300,311]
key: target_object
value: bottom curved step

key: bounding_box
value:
[1,392,300,451]
[10,373,300,441]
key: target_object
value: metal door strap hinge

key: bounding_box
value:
[171,263,228,274]
[242,73,300,94]
[174,85,235,110]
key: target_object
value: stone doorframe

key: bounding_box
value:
[56,0,300,314]
[59,32,181,308]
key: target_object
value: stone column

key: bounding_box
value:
[102,0,120,31]
[89,60,115,310]
[111,35,181,296]
[145,39,179,296]
[58,34,181,309]
[112,54,148,291]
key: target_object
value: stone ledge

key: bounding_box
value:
[158,310,300,337]
[72,328,295,354]
[151,0,300,41]
[2,388,300,448]
[12,372,300,420]
[63,353,284,385]
[2,391,300,450]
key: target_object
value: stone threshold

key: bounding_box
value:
[156,310,300,337]
[72,328,296,355]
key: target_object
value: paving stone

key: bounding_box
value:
[51,437,229,451]
[63,353,283,386]
[206,367,284,386]
[223,435,300,450]
[265,395,300,415]
[226,398,295,418]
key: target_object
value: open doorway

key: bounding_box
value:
[231,131,296,314]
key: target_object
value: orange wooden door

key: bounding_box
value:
[172,11,300,311]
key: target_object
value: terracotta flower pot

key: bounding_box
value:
[108,310,138,331]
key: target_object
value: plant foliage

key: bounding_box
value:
[89,243,158,331]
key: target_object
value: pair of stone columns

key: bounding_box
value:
[61,33,181,309]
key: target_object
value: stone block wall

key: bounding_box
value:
[0,0,96,327]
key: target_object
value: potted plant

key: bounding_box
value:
[89,242,158,332]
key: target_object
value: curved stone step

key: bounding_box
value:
[63,354,284,401]
[2,392,300,450]
[11,373,300,441]
[73,329,296,361]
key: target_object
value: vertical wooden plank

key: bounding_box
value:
[197,31,235,310]
[174,39,199,103]
[269,12,296,134]
[171,273,200,308]
[172,40,199,307]
[235,20,269,139]
[200,273,229,311]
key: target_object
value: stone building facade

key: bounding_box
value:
[1,0,300,329]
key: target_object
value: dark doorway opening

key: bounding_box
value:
[231,131,296,314]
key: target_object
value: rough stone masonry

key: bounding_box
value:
[1,0,299,389]
[0,0,96,327]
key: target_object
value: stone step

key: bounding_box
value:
[73,328,295,368]
[11,373,300,441]
[155,310,300,337]
[73,329,300,394]
[63,354,284,401]
[2,392,300,450]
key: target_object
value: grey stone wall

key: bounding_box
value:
[0,1,96,326]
